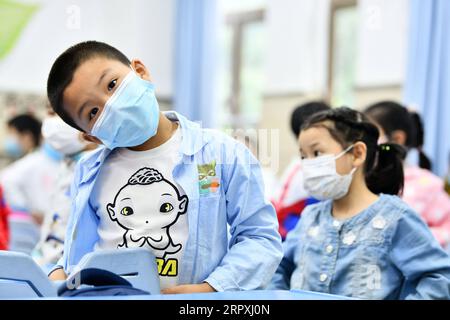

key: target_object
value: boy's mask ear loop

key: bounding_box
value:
[129,62,140,76]
[130,64,137,76]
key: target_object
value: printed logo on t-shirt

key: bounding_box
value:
[106,167,188,276]
[198,160,220,195]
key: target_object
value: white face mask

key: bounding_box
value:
[42,116,88,156]
[302,145,357,200]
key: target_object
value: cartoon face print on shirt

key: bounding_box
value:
[106,167,188,259]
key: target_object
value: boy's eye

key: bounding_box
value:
[313,150,322,157]
[107,79,117,92]
[120,206,134,216]
[89,107,99,120]
[160,203,174,213]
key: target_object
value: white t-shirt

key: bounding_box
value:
[90,126,189,290]
[0,148,61,217]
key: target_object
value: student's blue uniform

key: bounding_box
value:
[52,111,283,291]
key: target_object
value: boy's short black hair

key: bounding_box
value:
[290,101,331,137]
[7,114,42,147]
[47,41,131,131]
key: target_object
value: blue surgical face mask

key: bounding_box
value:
[91,70,160,150]
[3,136,25,158]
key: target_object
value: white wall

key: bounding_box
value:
[264,0,409,95]
[355,0,409,87]
[0,0,175,97]
[264,0,330,95]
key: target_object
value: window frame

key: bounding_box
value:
[224,9,265,129]
[326,0,358,104]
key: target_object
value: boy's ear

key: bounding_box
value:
[107,203,117,221]
[82,133,102,145]
[130,59,152,82]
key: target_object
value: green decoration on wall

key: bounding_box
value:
[0,0,39,60]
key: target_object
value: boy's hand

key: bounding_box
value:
[48,268,68,281]
[161,282,216,294]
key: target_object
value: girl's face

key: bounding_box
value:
[298,122,356,176]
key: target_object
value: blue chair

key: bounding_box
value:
[67,248,160,295]
[8,219,40,254]
[0,251,57,298]
[0,248,160,298]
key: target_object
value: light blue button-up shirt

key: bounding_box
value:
[270,194,450,299]
[54,111,283,291]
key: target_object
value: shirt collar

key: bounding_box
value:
[164,110,212,156]
[323,194,388,229]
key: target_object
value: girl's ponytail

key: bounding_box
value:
[366,143,407,195]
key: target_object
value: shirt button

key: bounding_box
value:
[332,220,340,228]
[326,245,333,253]
[320,274,328,282]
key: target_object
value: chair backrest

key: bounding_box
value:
[73,248,160,294]
[0,251,57,298]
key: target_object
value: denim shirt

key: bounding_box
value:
[53,111,283,291]
[270,194,450,299]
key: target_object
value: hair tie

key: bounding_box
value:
[378,143,407,159]
[379,144,391,152]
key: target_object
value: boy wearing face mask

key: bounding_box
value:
[45,41,282,294]
[32,109,98,268]
[270,107,450,299]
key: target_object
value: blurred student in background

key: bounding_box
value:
[0,114,63,254]
[271,101,330,239]
[33,107,98,267]
[2,114,41,159]
[0,185,10,250]
[365,101,450,248]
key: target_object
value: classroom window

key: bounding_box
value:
[218,0,267,130]
[328,0,358,107]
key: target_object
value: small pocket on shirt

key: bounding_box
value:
[197,194,226,248]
